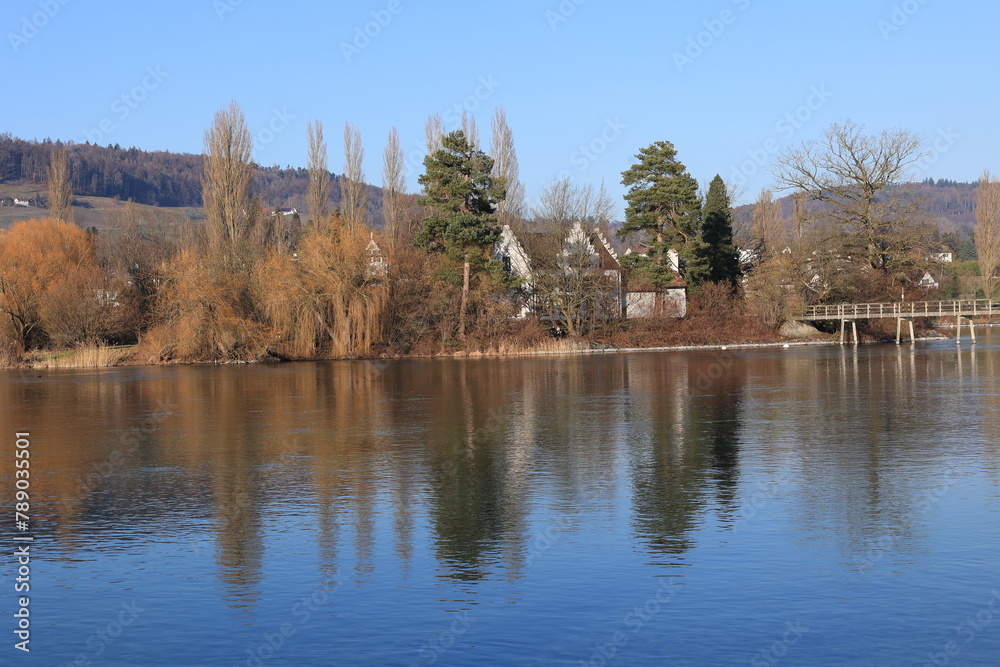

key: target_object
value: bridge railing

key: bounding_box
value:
[801,299,998,320]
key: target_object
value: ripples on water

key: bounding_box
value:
[1,333,999,665]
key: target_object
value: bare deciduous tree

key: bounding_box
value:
[424,113,443,156]
[202,101,257,259]
[535,177,614,229]
[342,122,367,231]
[307,120,330,228]
[461,111,479,149]
[975,170,1000,297]
[490,106,525,229]
[47,147,72,222]
[774,120,928,274]
[792,190,807,241]
[752,188,785,256]
[382,126,406,245]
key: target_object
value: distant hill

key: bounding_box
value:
[734,178,980,238]
[0,133,386,223]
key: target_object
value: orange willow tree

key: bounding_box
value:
[255,221,390,359]
[0,219,127,351]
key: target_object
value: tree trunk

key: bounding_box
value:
[458,256,470,340]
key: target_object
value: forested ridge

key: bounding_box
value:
[0,133,364,212]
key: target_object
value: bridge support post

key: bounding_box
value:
[955,316,976,344]
[840,319,858,345]
[896,318,915,344]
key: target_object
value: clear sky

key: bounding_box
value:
[3,0,998,216]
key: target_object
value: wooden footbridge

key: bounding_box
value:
[796,299,999,344]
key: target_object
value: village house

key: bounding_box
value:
[365,234,387,279]
[493,222,687,320]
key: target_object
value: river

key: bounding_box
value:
[1,331,999,665]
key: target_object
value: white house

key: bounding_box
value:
[493,223,687,320]
[365,234,387,278]
[917,272,940,290]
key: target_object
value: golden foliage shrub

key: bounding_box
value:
[142,249,267,362]
[0,218,118,350]
[255,224,390,359]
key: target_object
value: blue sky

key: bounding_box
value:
[3,0,997,216]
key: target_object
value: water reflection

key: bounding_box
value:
[1,333,998,609]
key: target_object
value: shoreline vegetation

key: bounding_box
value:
[7,322,991,371]
[4,108,1000,371]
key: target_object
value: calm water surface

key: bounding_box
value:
[2,332,1000,666]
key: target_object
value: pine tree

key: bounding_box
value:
[699,175,740,286]
[417,130,505,339]
[619,141,702,299]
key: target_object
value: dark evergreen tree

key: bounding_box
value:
[698,175,740,286]
[619,141,703,294]
[417,130,505,339]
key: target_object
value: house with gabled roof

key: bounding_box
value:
[493,221,687,320]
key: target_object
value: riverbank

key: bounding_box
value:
[5,319,986,370]
[0,333,913,370]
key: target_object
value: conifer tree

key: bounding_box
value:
[699,175,740,286]
[417,130,504,339]
[619,141,702,292]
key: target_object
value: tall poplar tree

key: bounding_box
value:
[417,130,505,339]
[699,175,740,286]
[47,147,72,222]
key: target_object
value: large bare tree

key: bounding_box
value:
[773,120,928,275]
[307,120,330,228]
[975,170,1000,297]
[341,122,367,230]
[490,106,526,230]
[202,101,257,259]
[382,126,406,245]
[47,147,72,222]
[534,177,614,230]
